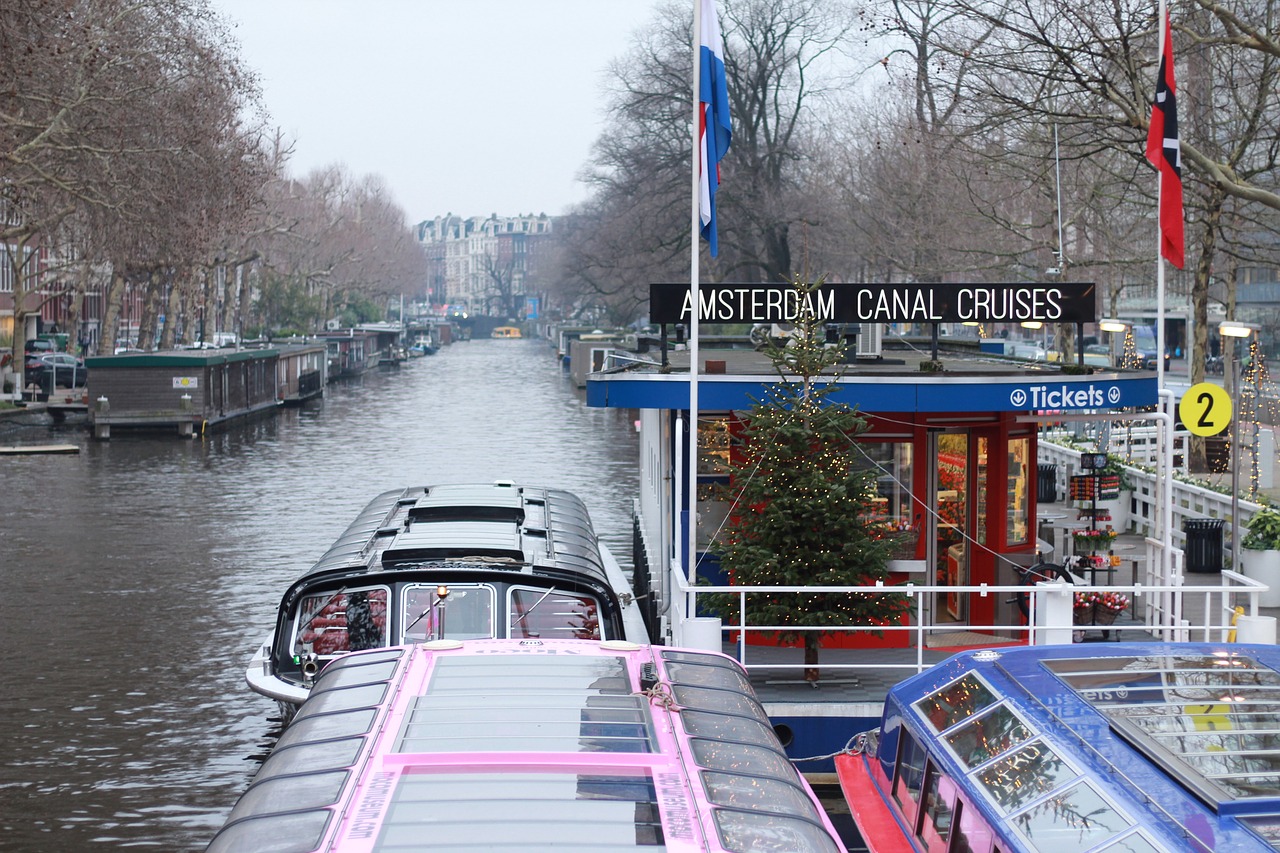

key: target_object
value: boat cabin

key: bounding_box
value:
[218,639,847,852]
[246,482,647,712]
[837,642,1280,852]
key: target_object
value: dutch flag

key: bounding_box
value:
[699,0,731,257]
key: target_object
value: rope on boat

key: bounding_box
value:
[789,728,879,763]
[638,681,679,710]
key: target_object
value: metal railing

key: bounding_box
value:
[1039,439,1264,563]
[663,550,1267,682]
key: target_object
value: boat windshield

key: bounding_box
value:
[292,587,389,657]
[402,583,495,642]
[508,586,602,640]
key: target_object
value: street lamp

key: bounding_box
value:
[1220,320,1261,569]
[1099,319,1129,367]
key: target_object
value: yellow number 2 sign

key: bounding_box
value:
[1180,382,1233,436]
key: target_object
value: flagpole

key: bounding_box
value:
[1155,0,1172,584]
[688,0,703,612]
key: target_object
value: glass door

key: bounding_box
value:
[937,433,969,621]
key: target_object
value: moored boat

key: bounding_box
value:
[246,481,647,717]
[216,638,847,852]
[836,641,1280,852]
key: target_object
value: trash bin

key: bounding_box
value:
[1037,464,1058,504]
[1184,518,1225,573]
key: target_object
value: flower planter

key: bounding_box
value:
[1096,490,1132,533]
[1241,547,1280,608]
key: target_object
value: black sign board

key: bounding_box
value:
[649,282,1096,325]
[1079,453,1109,470]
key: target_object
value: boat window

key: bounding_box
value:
[206,811,330,853]
[916,674,998,733]
[507,586,602,640]
[663,660,754,694]
[310,660,400,693]
[975,739,1074,814]
[670,684,770,723]
[369,771,665,848]
[917,761,955,850]
[681,709,778,747]
[292,587,389,658]
[256,737,364,779]
[1093,832,1165,853]
[402,583,494,641]
[398,655,653,754]
[290,682,387,719]
[948,797,994,853]
[701,771,821,820]
[229,770,348,820]
[275,708,377,749]
[943,703,1033,770]
[713,809,842,853]
[689,738,799,783]
[1009,780,1132,852]
[894,729,928,826]
[1240,816,1280,847]
[1044,651,1280,806]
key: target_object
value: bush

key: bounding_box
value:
[1243,506,1280,551]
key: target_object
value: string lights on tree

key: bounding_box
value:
[701,275,907,685]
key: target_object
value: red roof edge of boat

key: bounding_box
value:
[834,752,918,853]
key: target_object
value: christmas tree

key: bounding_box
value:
[703,275,908,684]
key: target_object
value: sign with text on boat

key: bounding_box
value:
[650,281,1096,325]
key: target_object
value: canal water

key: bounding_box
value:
[0,339,640,850]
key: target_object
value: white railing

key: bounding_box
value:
[1039,439,1264,564]
[665,563,1267,682]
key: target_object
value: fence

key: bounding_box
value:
[666,552,1267,683]
[1038,439,1264,567]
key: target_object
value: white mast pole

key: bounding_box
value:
[688,1,703,613]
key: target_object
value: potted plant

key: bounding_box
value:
[1241,506,1280,607]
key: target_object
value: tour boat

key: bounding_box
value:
[216,638,846,852]
[491,325,523,339]
[245,481,647,717]
[836,641,1280,852]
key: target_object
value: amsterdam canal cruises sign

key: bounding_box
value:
[650,282,1097,325]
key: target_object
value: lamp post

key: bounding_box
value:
[1220,320,1261,569]
[1099,318,1130,368]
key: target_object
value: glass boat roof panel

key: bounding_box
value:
[407,483,527,522]
[943,703,1034,771]
[368,771,665,850]
[1007,780,1133,852]
[1044,652,1280,806]
[975,739,1077,814]
[395,655,653,754]
[689,738,800,784]
[915,673,999,734]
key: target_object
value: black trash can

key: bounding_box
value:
[1184,518,1225,573]
[1037,463,1058,504]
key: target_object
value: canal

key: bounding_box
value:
[0,338,640,850]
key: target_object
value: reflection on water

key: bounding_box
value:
[0,339,638,850]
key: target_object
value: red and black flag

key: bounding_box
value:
[1146,8,1185,269]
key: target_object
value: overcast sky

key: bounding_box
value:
[212,0,667,225]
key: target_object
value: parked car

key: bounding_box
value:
[1130,326,1171,370]
[25,353,88,390]
[24,339,55,357]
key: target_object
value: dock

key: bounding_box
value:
[0,444,80,455]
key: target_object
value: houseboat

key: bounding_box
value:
[836,642,1280,852]
[216,638,847,852]
[267,341,326,404]
[246,481,648,717]
[85,348,280,439]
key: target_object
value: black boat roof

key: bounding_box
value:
[296,482,609,588]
